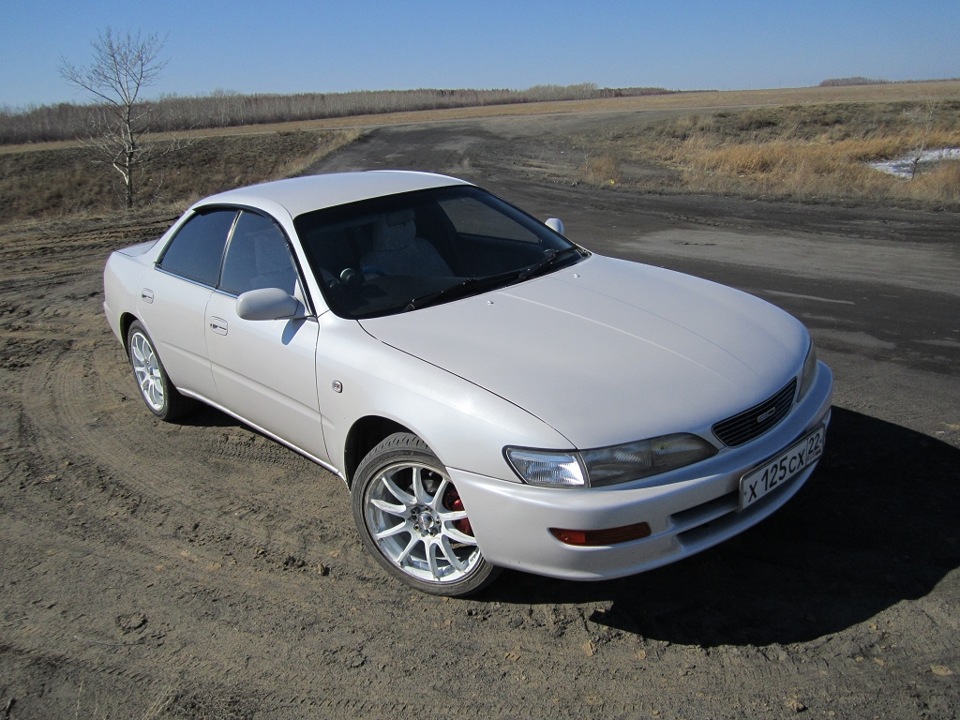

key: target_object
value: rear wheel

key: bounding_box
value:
[352,432,500,596]
[126,321,194,421]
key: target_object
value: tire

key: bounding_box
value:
[352,432,500,596]
[126,321,194,421]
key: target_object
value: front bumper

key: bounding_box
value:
[451,362,833,581]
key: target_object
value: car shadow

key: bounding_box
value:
[485,407,960,647]
[177,404,243,428]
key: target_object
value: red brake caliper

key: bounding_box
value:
[443,485,473,537]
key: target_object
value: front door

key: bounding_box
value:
[204,210,328,464]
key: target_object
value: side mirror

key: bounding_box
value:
[545,218,565,235]
[236,287,303,321]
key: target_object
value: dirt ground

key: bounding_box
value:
[1,108,958,719]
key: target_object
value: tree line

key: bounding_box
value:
[0,84,671,146]
[819,76,960,87]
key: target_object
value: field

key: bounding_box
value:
[1,82,959,719]
[2,81,959,224]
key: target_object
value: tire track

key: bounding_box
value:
[1,215,361,584]
[18,328,353,568]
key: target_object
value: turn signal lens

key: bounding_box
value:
[798,339,818,399]
[504,448,585,487]
[550,522,651,546]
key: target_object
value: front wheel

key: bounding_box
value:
[352,433,500,596]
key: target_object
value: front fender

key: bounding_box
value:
[315,315,568,482]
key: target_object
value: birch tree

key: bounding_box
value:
[59,28,167,209]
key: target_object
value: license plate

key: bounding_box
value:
[740,426,825,510]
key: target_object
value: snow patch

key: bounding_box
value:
[869,148,960,178]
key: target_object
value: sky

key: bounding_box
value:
[2,0,958,109]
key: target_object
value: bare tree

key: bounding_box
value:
[59,28,167,209]
[908,100,942,179]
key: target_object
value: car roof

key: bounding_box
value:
[193,171,472,220]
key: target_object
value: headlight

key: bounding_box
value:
[798,339,818,400]
[505,433,717,488]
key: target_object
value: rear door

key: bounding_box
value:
[139,208,236,401]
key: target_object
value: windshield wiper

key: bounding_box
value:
[517,246,584,281]
[404,276,487,312]
[404,267,531,311]
[404,247,585,312]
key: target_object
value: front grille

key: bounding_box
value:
[712,378,797,447]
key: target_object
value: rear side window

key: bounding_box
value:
[158,210,236,286]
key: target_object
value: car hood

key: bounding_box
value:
[359,255,808,448]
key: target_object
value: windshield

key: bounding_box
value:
[294,185,586,318]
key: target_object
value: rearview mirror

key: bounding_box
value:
[236,287,304,321]
[545,217,565,235]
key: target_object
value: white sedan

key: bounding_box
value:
[103,171,833,596]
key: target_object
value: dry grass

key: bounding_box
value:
[907,159,960,204]
[0,128,359,222]
[585,99,960,207]
[579,155,623,186]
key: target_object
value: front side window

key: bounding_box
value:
[158,209,236,286]
[219,211,299,296]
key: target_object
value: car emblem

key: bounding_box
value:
[756,406,777,424]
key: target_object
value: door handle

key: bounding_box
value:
[209,317,228,335]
